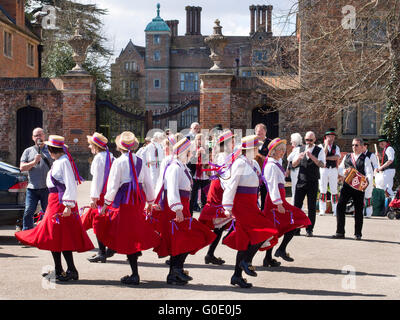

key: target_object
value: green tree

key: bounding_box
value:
[26,0,112,98]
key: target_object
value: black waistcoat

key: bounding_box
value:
[344,153,366,176]
[297,145,321,184]
[326,144,338,168]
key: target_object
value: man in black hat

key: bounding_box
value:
[362,139,378,218]
[318,128,341,216]
[333,137,373,240]
[375,135,396,198]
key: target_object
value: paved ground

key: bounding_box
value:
[0,181,399,301]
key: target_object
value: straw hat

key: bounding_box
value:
[44,135,68,149]
[116,131,139,151]
[87,132,108,150]
[173,137,192,156]
[268,138,287,155]
[216,129,236,145]
[241,135,263,150]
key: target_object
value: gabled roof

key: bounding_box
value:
[119,39,145,59]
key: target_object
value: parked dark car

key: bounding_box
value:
[0,161,28,226]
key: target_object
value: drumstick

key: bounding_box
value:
[374,143,378,156]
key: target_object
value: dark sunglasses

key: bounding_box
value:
[352,144,360,147]
[305,139,314,142]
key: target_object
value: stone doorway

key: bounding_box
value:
[16,106,43,165]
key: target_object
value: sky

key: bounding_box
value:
[77,0,298,62]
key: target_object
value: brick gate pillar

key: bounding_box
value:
[60,73,96,179]
[199,73,233,130]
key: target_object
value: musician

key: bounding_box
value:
[292,131,326,237]
[333,138,373,240]
[363,140,378,218]
[375,135,396,198]
[254,123,271,210]
[318,128,341,216]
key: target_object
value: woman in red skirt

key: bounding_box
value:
[262,138,311,266]
[199,129,238,265]
[153,137,216,285]
[95,131,160,285]
[81,132,116,263]
[222,135,279,288]
[15,135,94,281]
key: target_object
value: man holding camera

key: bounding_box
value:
[19,128,53,231]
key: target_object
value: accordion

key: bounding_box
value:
[344,167,369,192]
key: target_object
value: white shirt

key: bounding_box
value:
[46,154,77,207]
[164,158,192,212]
[338,153,374,184]
[222,155,261,210]
[287,146,300,172]
[319,143,341,158]
[264,157,285,205]
[364,151,378,171]
[104,152,155,205]
[90,151,114,199]
[155,154,174,197]
[384,146,395,163]
[146,142,164,166]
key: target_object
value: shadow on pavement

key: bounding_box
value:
[64,279,385,298]
[310,234,400,245]
[0,235,21,246]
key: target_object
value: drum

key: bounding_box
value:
[344,167,369,192]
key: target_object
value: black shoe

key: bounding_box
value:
[274,249,294,262]
[172,268,193,282]
[121,274,140,285]
[294,229,301,236]
[88,253,106,263]
[332,233,345,239]
[262,258,281,267]
[230,275,252,288]
[354,235,362,240]
[205,254,225,265]
[306,231,313,237]
[167,273,188,286]
[56,270,79,282]
[239,260,257,277]
[105,249,116,258]
[165,259,170,265]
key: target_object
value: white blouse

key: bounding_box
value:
[164,158,192,212]
[104,152,155,205]
[222,155,261,210]
[264,157,285,205]
[46,154,77,208]
[90,151,114,199]
[146,142,164,165]
[154,154,173,197]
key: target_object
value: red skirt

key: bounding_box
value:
[199,179,230,230]
[15,193,94,253]
[80,193,105,231]
[263,188,311,238]
[93,197,160,255]
[222,192,279,252]
[153,196,216,258]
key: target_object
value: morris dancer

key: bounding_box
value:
[375,135,396,198]
[96,131,160,285]
[222,135,279,289]
[333,138,373,240]
[153,137,216,286]
[81,132,115,263]
[262,138,311,267]
[15,135,93,281]
[199,130,238,265]
[318,128,341,216]
[146,132,165,187]
[363,139,378,218]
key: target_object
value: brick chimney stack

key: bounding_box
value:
[249,4,273,35]
[2,0,25,28]
[166,20,179,37]
[185,6,202,35]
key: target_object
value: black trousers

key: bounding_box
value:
[336,184,364,237]
[260,184,267,211]
[190,179,210,214]
[294,181,318,233]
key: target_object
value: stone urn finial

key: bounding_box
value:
[67,19,92,74]
[204,19,228,72]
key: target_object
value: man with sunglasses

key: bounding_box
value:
[292,131,326,237]
[333,138,373,240]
